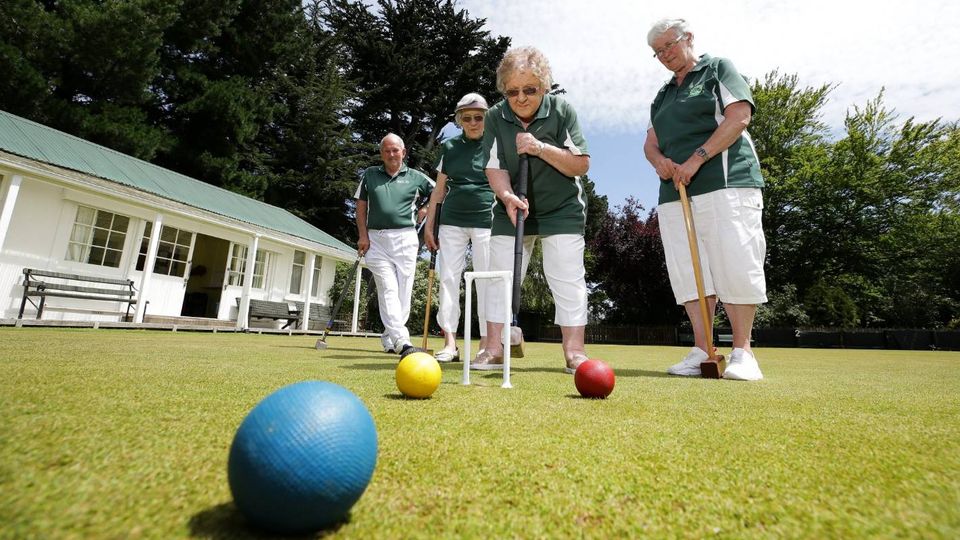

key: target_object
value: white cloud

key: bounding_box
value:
[460,0,960,133]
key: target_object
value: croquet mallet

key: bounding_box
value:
[678,182,726,378]
[315,255,362,350]
[420,203,442,352]
[509,154,529,358]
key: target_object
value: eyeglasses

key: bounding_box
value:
[652,33,687,58]
[460,114,484,124]
[504,86,540,99]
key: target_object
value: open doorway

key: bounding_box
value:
[181,233,229,318]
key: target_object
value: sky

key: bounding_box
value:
[454,0,960,212]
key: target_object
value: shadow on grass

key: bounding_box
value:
[342,362,400,371]
[565,393,610,400]
[382,393,439,400]
[489,366,673,379]
[305,345,381,353]
[189,502,346,539]
[337,362,672,378]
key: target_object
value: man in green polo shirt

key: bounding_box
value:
[355,133,434,355]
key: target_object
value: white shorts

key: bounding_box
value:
[658,188,767,305]
[486,234,588,327]
[436,225,490,336]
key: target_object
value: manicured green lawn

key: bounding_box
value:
[1,328,958,538]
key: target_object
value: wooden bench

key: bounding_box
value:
[18,268,139,320]
[234,298,347,331]
[237,298,301,329]
[296,302,352,331]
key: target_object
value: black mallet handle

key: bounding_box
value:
[512,155,529,324]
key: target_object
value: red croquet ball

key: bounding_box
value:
[574,359,615,399]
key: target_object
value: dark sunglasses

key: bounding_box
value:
[504,86,539,99]
[461,114,485,124]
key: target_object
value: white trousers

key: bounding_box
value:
[436,225,490,337]
[366,227,419,348]
[658,188,768,305]
[486,234,588,327]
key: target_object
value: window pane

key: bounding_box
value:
[143,221,153,238]
[176,230,193,246]
[137,253,146,271]
[76,206,96,226]
[157,241,174,259]
[95,211,113,229]
[311,257,322,298]
[170,262,186,277]
[106,231,125,250]
[103,249,122,268]
[154,258,171,275]
[173,245,189,262]
[66,242,84,262]
[88,246,105,265]
[70,224,90,245]
[253,275,263,289]
[113,215,129,233]
[91,227,110,248]
[290,267,303,294]
[160,226,176,243]
[294,250,305,264]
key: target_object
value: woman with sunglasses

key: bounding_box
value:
[423,93,495,362]
[474,46,592,374]
[644,18,767,380]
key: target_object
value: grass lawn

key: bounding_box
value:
[1,328,959,539]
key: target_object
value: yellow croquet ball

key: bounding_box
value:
[395,352,442,399]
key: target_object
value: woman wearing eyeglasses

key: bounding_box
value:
[473,46,592,374]
[423,93,495,363]
[644,18,767,381]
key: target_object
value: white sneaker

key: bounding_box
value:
[724,349,764,381]
[435,347,460,363]
[381,334,395,353]
[667,347,708,376]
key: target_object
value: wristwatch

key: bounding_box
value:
[695,147,709,159]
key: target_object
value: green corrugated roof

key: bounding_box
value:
[0,109,355,257]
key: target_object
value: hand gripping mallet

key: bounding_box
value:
[315,255,362,350]
[509,154,529,358]
[678,182,726,378]
[420,203,442,352]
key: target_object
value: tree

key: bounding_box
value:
[322,0,509,170]
[751,73,960,328]
[260,2,369,242]
[0,0,175,158]
[588,198,678,325]
[3,0,365,242]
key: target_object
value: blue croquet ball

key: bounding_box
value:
[227,381,378,534]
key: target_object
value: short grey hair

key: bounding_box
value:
[495,46,553,95]
[380,133,404,149]
[647,18,690,47]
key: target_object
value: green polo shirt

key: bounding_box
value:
[649,54,764,205]
[355,164,434,229]
[482,93,590,236]
[435,133,494,228]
